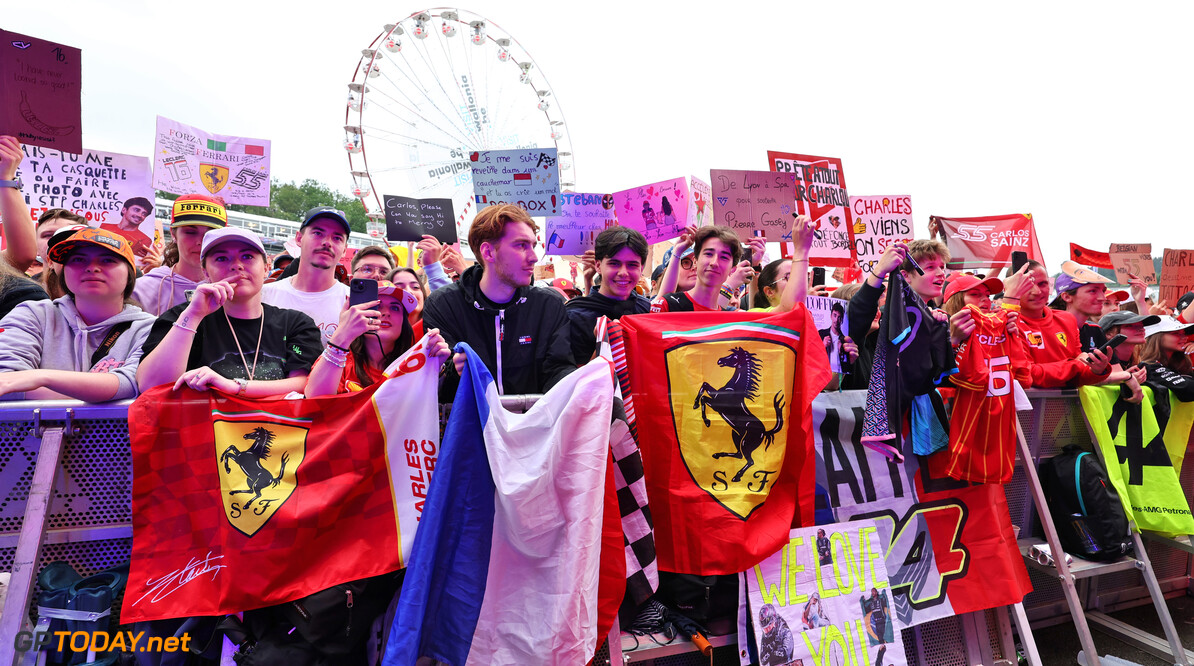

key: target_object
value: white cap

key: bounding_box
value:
[1144,316,1194,338]
[201,227,267,262]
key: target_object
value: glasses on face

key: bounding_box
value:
[679,257,695,270]
[353,265,388,278]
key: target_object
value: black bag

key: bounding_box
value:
[1039,445,1133,562]
[655,572,738,624]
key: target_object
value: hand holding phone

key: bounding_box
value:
[349,278,379,308]
[1096,333,1127,357]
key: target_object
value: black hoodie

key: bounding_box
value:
[564,291,651,363]
[423,264,576,398]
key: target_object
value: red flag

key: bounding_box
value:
[122,352,440,622]
[617,308,831,574]
[1070,243,1114,269]
[931,214,1043,270]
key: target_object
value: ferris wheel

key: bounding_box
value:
[344,8,575,245]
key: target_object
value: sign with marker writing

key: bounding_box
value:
[544,192,616,255]
[152,116,271,206]
[382,195,457,244]
[740,521,906,666]
[849,195,914,275]
[688,176,712,228]
[768,151,856,268]
[470,148,560,216]
[709,169,796,242]
[0,30,82,153]
[1108,243,1155,285]
[1161,249,1194,307]
[611,177,690,244]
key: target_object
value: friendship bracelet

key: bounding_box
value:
[323,345,349,359]
[327,341,350,353]
[321,349,347,368]
[719,287,735,301]
[172,321,198,333]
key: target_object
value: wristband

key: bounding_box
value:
[321,348,347,368]
[235,378,248,395]
[327,341,350,353]
[173,321,198,333]
[719,287,735,301]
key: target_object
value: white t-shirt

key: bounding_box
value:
[262,277,349,347]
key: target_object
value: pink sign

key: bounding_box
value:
[0,31,82,153]
[612,177,690,244]
[709,169,797,242]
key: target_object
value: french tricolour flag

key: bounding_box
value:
[385,344,623,665]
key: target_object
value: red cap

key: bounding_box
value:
[943,274,1004,302]
[1106,289,1130,303]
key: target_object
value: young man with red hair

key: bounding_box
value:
[423,204,575,395]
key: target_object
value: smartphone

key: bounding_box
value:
[742,245,754,265]
[349,278,379,308]
[1011,251,1028,274]
[1095,333,1127,357]
[812,267,826,286]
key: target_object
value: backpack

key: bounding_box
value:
[655,572,739,625]
[1038,444,1133,562]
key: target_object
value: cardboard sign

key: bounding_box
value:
[806,296,851,375]
[767,151,856,267]
[15,145,154,258]
[1161,249,1194,307]
[0,31,82,153]
[153,116,271,206]
[688,175,712,228]
[544,192,615,256]
[1108,243,1155,285]
[470,148,560,216]
[709,169,796,242]
[611,177,690,244]
[740,522,906,666]
[849,195,914,275]
[382,195,457,244]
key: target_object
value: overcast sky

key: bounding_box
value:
[9,1,1192,268]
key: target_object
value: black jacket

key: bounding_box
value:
[844,280,883,390]
[423,265,576,397]
[564,291,651,363]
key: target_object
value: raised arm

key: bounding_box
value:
[0,137,36,271]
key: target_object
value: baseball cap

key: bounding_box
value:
[1144,316,1194,338]
[1105,289,1130,303]
[46,224,91,256]
[171,194,228,229]
[651,264,666,282]
[1177,291,1194,314]
[376,280,421,314]
[49,227,137,268]
[1053,260,1113,296]
[200,227,267,262]
[1097,310,1160,333]
[943,274,1004,303]
[551,278,581,295]
[301,206,352,236]
[661,244,695,268]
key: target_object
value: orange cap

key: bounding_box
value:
[48,227,137,268]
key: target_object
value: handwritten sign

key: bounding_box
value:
[1161,249,1194,307]
[709,169,796,242]
[849,195,913,275]
[611,177,690,244]
[15,145,152,226]
[688,176,712,228]
[382,195,457,244]
[0,31,82,153]
[768,151,856,267]
[544,192,615,256]
[470,148,560,216]
[741,522,906,666]
[1108,243,1155,285]
[153,116,271,206]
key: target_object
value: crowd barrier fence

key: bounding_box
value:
[1,390,1192,666]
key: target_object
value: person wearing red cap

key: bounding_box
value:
[133,194,228,315]
[0,228,154,401]
[305,280,449,396]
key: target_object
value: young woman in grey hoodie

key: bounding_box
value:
[0,228,154,401]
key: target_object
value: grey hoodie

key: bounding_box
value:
[0,297,155,400]
[133,266,204,316]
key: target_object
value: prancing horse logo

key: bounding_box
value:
[222,427,288,508]
[694,347,785,483]
[214,415,308,537]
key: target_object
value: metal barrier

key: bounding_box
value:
[2,391,1191,666]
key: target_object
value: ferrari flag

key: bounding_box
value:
[121,340,441,622]
[616,308,832,575]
